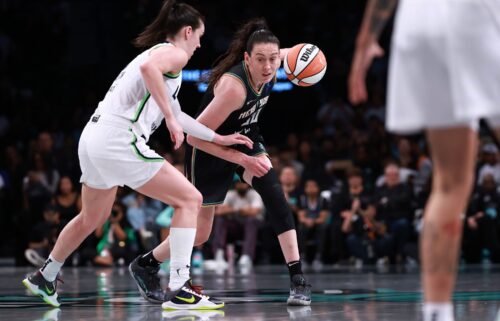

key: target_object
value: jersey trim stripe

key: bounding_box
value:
[132,92,151,123]
[201,201,224,207]
[164,72,180,79]
[190,147,197,186]
[129,129,163,162]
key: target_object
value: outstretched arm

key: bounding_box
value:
[348,0,398,105]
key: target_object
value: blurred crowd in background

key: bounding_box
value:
[0,0,499,268]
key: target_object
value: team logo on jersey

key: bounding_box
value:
[238,97,269,120]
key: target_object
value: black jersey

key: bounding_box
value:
[196,61,275,142]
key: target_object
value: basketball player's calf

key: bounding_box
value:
[250,168,312,306]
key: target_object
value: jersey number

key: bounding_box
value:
[241,108,262,126]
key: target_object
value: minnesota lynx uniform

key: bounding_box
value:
[79,42,214,189]
[387,0,500,133]
[186,61,275,205]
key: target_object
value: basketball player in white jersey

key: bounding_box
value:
[349,1,500,321]
[22,0,252,309]
[131,18,311,309]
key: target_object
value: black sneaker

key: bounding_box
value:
[287,274,311,306]
[162,280,224,310]
[129,256,165,303]
[22,271,61,307]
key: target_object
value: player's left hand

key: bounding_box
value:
[348,41,384,105]
[214,133,253,149]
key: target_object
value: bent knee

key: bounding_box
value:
[194,230,210,246]
[433,173,474,196]
[176,189,202,212]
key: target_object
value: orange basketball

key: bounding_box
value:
[283,43,327,87]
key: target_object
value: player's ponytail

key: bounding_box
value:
[133,0,204,48]
[208,18,280,89]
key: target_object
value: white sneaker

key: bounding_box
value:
[162,310,225,320]
[202,260,218,270]
[162,280,224,310]
[376,257,388,268]
[24,249,46,267]
[354,259,363,270]
[237,254,253,268]
[214,249,228,269]
[312,259,323,271]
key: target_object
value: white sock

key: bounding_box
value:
[423,302,454,321]
[168,227,196,291]
[39,255,64,282]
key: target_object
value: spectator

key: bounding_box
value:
[212,181,264,268]
[374,162,413,263]
[279,166,301,214]
[477,143,500,185]
[297,179,329,268]
[22,152,60,220]
[94,202,137,266]
[122,192,163,251]
[342,198,392,269]
[463,174,500,263]
[53,176,81,225]
[24,204,62,267]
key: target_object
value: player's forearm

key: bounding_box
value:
[187,134,248,166]
[357,0,398,46]
[140,63,175,120]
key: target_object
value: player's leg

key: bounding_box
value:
[421,127,477,321]
[134,162,223,310]
[23,184,117,307]
[243,155,311,306]
[129,206,215,303]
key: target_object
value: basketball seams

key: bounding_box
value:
[284,43,326,87]
[293,45,319,76]
[295,51,326,80]
[286,43,305,75]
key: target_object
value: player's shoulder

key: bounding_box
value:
[149,43,188,63]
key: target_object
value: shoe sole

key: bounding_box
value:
[162,302,225,311]
[22,279,60,307]
[128,264,163,304]
[287,297,311,306]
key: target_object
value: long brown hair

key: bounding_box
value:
[207,18,280,89]
[133,0,204,48]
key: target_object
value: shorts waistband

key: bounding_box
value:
[89,114,132,130]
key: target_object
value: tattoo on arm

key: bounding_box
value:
[368,0,398,39]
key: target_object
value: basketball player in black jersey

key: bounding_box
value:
[131,18,312,307]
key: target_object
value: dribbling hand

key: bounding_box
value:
[165,117,184,150]
[214,133,253,149]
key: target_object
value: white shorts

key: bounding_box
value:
[387,0,500,133]
[78,114,164,189]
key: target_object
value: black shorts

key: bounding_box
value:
[185,140,267,206]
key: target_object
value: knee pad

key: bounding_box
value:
[251,169,295,235]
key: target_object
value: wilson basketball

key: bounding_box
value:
[284,43,327,87]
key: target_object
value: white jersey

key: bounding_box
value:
[387,0,500,133]
[95,43,182,141]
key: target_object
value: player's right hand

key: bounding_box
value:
[242,155,271,178]
[165,117,184,150]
